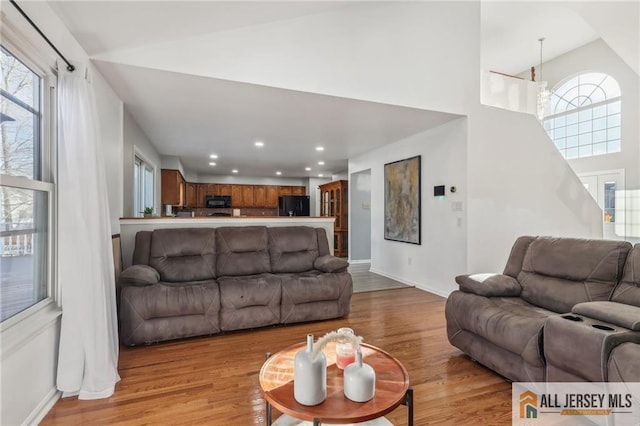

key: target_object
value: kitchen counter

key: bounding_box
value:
[119,216,335,268]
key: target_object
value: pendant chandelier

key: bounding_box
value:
[537,37,551,120]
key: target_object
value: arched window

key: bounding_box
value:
[543,72,621,159]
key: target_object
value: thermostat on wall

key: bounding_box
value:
[434,185,445,197]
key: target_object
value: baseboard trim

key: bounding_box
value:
[24,387,61,425]
[368,268,452,298]
[348,259,371,264]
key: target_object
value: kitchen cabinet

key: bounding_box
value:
[254,186,266,207]
[242,185,255,207]
[196,184,207,207]
[278,186,293,196]
[215,184,231,196]
[161,169,185,207]
[231,185,244,207]
[185,183,198,207]
[291,186,306,196]
[319,180,348,257]
[265,186,279,207]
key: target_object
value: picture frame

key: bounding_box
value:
[384,155,421,245]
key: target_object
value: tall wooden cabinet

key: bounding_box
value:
[319,180,348,258]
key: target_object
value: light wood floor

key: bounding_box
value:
[41,288,512,425]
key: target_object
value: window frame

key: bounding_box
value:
[133,147,156,217]
[0,23,59,337]
[543,72,622,160]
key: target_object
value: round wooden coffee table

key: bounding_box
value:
[259,341,413,425]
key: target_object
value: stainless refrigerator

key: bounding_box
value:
[278,195,310,216]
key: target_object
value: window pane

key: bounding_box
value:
[608,127,621,140]
[579,109,592,122]
[578,145,592,157]
[608,140,621,153]
[566,124,578,136]
[608,101,621,115]
[608,114,621,127]
[593,105,607,118]
[0,187,48,321]
[604,182,616,222]
[593,117,607,131]
[1,47,40,110]
[555,138,566,149]
[144,167,153,209]
[554,127,566,138]
[566,112,579,125]
[133,162,140,216]
[566,135,579,148]
[579,121,592,134]
[579,133,592,146]
[543,120,552,131]
[593,130,607,143]
[554,116,566,127]
[593,143,607,155]
[566,147,579,159]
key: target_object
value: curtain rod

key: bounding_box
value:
[9,0,75,72]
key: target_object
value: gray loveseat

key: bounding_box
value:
[118,226,352,346]
[446,236,640,383]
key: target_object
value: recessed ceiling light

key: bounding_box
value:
[318,161,325,165]
[232,169,238,173]
[318,174,324,177]
[276,171,282,175]
[255,141,264,147]
[316,146,324,151]
[209,154,218,159]
[209,162,216,166]
[305,167,311,171]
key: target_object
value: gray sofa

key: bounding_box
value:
[446,236,640,383]
[118,226,352,346]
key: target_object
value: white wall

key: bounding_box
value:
[0,1,124,424]
[542,39,640,192]
[466,106,603,273]
[95,2,479,115]
[123,109,162,216]
[350,118,468,297]
[93,70,124,232]
[160,155,185,177]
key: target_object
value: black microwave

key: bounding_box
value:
[206,195,232,208]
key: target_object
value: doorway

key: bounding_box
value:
[578,169,625,240]
[350,169,371,262]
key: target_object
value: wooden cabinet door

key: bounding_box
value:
[185,183,197,207]
[216,184,231,196]
[242,185,254,207]
[231,185,243,207]
[278,186,293,196]
[161,169,183,206]
[291,186,306,195]
[254,186,266,207]
[196,184,207,207]
[265,186,279,208]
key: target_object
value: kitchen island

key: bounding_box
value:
[119,216,335,268]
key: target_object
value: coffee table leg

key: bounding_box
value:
[265,353,272,425]
[403,387,414,426]
[313,418,320,426]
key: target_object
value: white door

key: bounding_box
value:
[578,170,625,240]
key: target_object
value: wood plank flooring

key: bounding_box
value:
[40,288,512,425]
[349,263,411,293]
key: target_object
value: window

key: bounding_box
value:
[134,155,154,216]
[543,72,621,159]
[0,45,54,322]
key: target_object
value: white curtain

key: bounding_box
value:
[56,62,120,399]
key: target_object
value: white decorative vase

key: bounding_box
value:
[294,334,327,406]
[343,350,375,402]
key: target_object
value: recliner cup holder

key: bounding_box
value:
[592,324,615,331]
[561,315,583,322]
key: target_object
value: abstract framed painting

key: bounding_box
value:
[384,155,421,245]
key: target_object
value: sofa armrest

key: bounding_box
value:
[314,255,349,273]
[455,273,522,297]
[572,301,640,331]
[119,265,160,287]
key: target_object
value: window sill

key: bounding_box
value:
[1,299,62,359]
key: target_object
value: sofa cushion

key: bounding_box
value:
[314,256,349,273]
[216,226,271,276]
[218,274,281,330]
[119,265,159,286]
[268,226,319,273]
[149,228,216,282]
[280,272,352,324]
[572,301,640,331]
[446,290,555,367]
[608,343,640,382]
[518,237,631,313]
[456,273,521,297]
[612,244,640,306]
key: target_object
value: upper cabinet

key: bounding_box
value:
[161,169,185,206]
[185,182,198,207]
